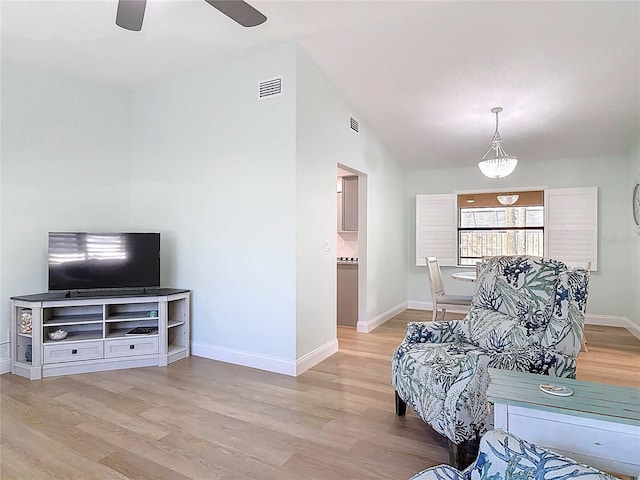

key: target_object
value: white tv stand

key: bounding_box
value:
[10,289,190,380]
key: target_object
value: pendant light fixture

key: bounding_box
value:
[478,107,518,179]
[497,194,519,205]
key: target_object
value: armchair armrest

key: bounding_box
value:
[404,320,467,344]
[392,342,491,444]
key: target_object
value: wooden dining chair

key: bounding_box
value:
[426,257,472,321]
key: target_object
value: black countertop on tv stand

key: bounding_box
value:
[11,288,190,302]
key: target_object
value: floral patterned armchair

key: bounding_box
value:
[410,429,617,480]
[391,256,589,468]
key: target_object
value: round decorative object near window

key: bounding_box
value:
[633,174,640,235]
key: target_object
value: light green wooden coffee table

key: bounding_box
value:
[487,368,640,479]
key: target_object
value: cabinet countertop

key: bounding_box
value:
[11,288,190,302]
[337,257,358,265]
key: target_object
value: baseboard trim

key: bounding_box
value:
[0,341,10,375]
[629,322,640,341]
[296,339,339,376]
[357,301,408,333]
[585,314,640,341]
[407,301,430,311]
[585,314,627,327]
[191,338,339,377]
[0,358,11,375]
[192,342,297,376]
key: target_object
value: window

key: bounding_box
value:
[416,187,597,269]
[457,191,544,266]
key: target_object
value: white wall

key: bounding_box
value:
[127,44,299,369]
[0,69,132,369]
[296,47,408,345]
[406,155,632,320]
[0,43,407,377]
[626,141,640,328]
[294,49,337,360]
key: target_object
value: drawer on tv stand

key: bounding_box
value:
[43,340,104,364]
[104,336,159,358]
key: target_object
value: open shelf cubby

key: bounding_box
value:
[105,302,159,322]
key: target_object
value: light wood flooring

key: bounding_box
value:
[2,310,639,479]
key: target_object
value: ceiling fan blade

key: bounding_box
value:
[204,0,267,27]
[116,0,147,31]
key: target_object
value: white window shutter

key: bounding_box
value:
[544,187,598,270]
[416,194,457,267]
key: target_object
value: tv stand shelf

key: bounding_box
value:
[10,289,190,380]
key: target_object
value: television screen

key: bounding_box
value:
[48,232,160,291]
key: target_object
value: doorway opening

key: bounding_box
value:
[336,164,367,331]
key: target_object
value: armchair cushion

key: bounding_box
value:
[465,307,531,350]
[469,257,566,349]
[485,346,577,378]
[405,320,468,345]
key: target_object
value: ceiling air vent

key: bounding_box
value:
[349,115,359,134]
[258,77,283,100]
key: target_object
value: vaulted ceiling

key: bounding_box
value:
[2,1,638,170]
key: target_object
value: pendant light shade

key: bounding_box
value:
[497,194,519,205]
[478,107,518,179]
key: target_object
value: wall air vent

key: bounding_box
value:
[258,77,283,100]
[349,115,360,134]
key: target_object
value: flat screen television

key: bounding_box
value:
[48,232,160,291]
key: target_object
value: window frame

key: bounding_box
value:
[457,192,545,266]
